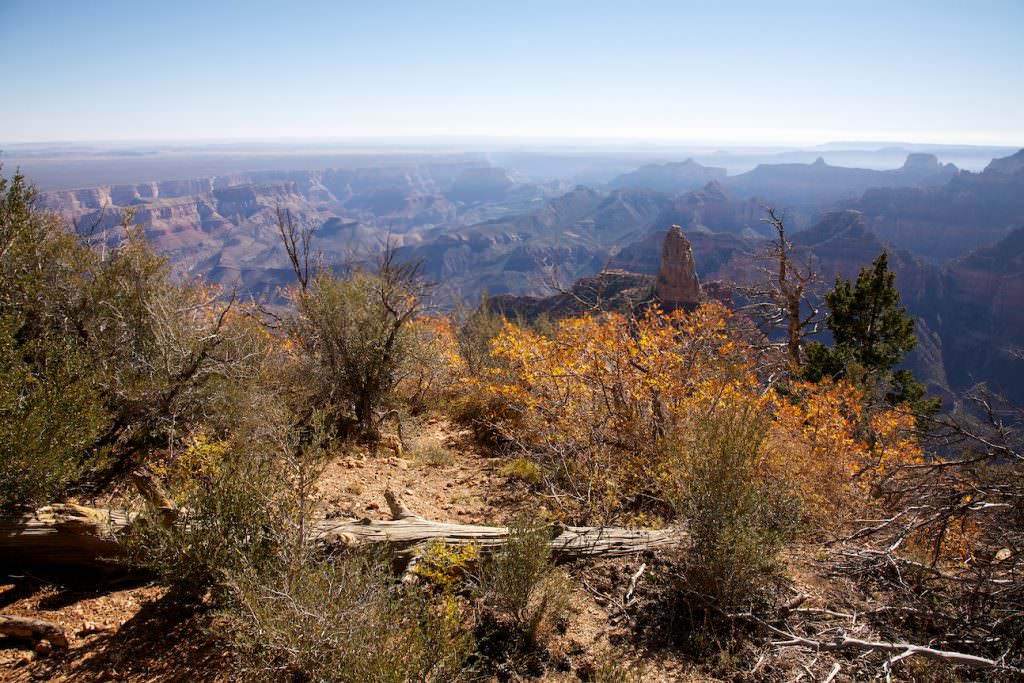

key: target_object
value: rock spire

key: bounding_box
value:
[655,224,701,309]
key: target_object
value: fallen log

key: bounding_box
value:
[1,491,684,570]
[317,516,680,562]
[0,614,69,648]
[0,504,131,569]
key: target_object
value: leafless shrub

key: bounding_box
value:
[835,383,1024,671]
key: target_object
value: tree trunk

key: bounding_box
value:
[0,504,132,570]
[0,614,69,648]
[0,495,684,571]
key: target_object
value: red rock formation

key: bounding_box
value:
[655,224,702,309]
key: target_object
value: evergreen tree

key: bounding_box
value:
[804,252,938,414]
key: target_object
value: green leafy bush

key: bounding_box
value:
[282,240,426,438]
[500,456,542,486]
[125,407,327,594]
[476,516,571,651]
[0,314,108,507]
[456,293,507,377]
[1,168,265,507]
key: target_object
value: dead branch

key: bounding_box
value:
[735,610,1024,675]
[131,467,178,525]
[0,614,69,648]
[276,206,316,292]
[624,562,646,606]
[384,488,417,520]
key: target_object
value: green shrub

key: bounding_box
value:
[1,168,265,506]
[675,402,799,610]
[456,293,507,377]
[476,516,571,651]
[0,314,108,507]
[125,408,328,595]
[283,241,426,438]
[0,171,109,507]
[500,457,542,486]
[127,406,474,682]
[227,550,473,683]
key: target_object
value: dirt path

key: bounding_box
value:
[317,416,533,524]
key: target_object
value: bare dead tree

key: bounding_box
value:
[276,206,316,292]
[740,208,823,367]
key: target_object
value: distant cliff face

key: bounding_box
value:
[852,155,1024,262]
[609,158,727,194]
[447,167,520,202]
[983,148,1024,175]
[725,154,958,207]
[936,227,1024,398]
[655,225,702,309]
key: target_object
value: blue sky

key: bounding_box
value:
[1,0,1021,145]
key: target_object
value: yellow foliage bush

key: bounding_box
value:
[158,430,229,504]
[401,315,466,412]
[414,540,479,591]
[472,303,920,526]
[500,457,542,485]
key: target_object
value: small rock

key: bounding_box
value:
[395,460,409,471]
[403,488,414,496]
[366,502,380,511]
[78,621,107,635]
[33,639,52,657]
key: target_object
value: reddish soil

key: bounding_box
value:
[0,580,229,682]
[316,416,534,525]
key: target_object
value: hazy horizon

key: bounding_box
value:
[3,136,1022,150]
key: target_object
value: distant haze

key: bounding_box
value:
[1,1,1021,146]
[1,140,1012,191]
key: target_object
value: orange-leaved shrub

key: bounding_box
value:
[471,301,920,528]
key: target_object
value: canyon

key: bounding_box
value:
[34,148,1024,402]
